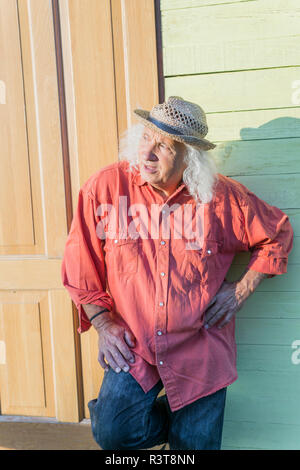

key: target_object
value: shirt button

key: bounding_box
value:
[157,331,162,336]
[160,241,166,245]
[207,249,211,254]
[114,239,118,244]
[160,272,165,277]
[159,361,164,365]
[159,302,164,307]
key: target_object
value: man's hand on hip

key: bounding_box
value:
[82,304,136,373]
[95,319,136,374]
[204,269,268,330]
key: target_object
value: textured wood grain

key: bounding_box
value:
[163,38,300,76]
[0,292,55,417]
[224,370,300,424]
[161,1,300,75]
[212,138,300,176]
[161,0,300,451]
[230,173,300,209]
[66,0,119,186]
[207,109,300,143]
[165,67,300,113]
[0,0,35,249]
[222,420,300,450]
[235,318,300,346]
[161,0,255,9]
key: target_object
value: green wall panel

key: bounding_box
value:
[161,0,300,75]
[222,421,300,450]
[212,138,300,176]
[165,68,300,113]
[207,109,300,143]
[161,0,300,450]
[230,174,300,209]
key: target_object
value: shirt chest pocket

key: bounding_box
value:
[104,237,139,274]
[183,239,222,285]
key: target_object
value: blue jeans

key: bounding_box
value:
[88,368,227,450]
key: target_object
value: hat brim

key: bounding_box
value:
[133,109,216,150]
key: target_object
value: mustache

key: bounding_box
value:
[143,162,158,168]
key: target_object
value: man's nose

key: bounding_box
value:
[145,151,159,161]
[144,142,159,161]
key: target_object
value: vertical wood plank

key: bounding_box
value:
[50,290,80,422]
[18,0,68,257]
[0,0,35,248]
[113,0,159,131]
[66,0,119,185]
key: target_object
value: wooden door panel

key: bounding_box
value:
[0,0,159,421]
[0,0,37,251]
[0,291,55,417]
[61,0,159,417]
[0,0,79,421]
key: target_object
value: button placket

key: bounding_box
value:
[154,211,170,367]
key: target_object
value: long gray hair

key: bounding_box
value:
[118,123,218,204]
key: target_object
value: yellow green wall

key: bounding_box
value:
[161,0,300,449]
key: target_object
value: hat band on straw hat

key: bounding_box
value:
[148,116,185,136]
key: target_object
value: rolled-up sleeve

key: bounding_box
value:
[239,188,294,278]
[61,188,114,333]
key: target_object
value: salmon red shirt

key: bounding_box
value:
[61,160,294,411]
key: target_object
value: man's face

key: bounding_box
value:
[138,126,187,194]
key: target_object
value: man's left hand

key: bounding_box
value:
[203,280,244,330]
[204,270,269,330]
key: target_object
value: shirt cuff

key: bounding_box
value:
[76,302,112,333]
[247,252,288,278]
[64,287,115,333]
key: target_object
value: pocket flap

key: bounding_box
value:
[104,235,139,251]
[201,239,222,257]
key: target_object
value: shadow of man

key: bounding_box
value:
[211,116,300,178]
[210,116,299,280]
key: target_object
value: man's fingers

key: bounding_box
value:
[116,335,135,363]
[204,281,239,329]
[103,350,125,373]
[97,323,136,372]
[217,311,234,329]
[207,296,217,308]
[104,345,132,373]
[204,302,223,326]
[124,330,136,348]
[98,352,109,371]
[205,311,223,329]
[205,308,235,330]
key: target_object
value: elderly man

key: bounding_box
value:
[61,96,293,450]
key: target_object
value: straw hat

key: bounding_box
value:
[133,96,216,150]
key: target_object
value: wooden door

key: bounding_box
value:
[0,0,80,421]
[59,0,159,418]
[0,0,159,421]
